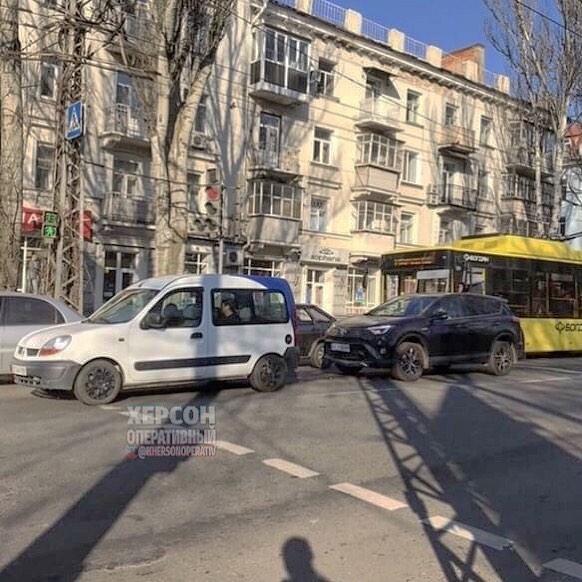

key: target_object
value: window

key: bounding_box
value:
[212,289,289,325]
[187,173,201,213]
[439,219,452,244]
[406,91,420,124]
[549,272,575,317]
[402,150,420,183]
[559,215,567,237]
[251,28,309,94]
[184,252,208,274]
[89,288,158,324]
[314,59,335,96]
[194,95,208,134]
[399,212,415,244]
[305,269,326,306]
[306,306,333,322]
[103,251,136,302]
[478,169,490,199]
[112,159,139,196]
[5,297,63,325]
[490,267,529,316]
[433,295,466,319]
[480,116,492,146]
[40,58,58,99]
[258,112,281,166]
[244,259,281,277]
[365,76,382,100]
[309,196,328,232]
[347,268,377,308]
[35,144,54,190]
[248,181,301,219]
[354,201,395,234]
[297,307,313,322]
[357,133,402,170]
[313,128,332,164]
[463,296,502,316]
[147,288,203,329]
[444,103,458,126]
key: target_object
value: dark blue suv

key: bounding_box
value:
[324,293,524,381]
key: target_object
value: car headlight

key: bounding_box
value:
[367,325,393,336]
[39,335,72,357]
[327,323,338,336]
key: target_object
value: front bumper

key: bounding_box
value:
[12,359,81,391]
[324,339,393,368]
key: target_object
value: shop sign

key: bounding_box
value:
[303,245,348,264]
[22,206,44,233]
[462,253,490,264]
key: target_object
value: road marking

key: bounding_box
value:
[263,458,319,479]
[544,558,582,580]
[518,376,571,384]
[423,516,513,550]
[517,365,581,376]
[215,440,254,456]
[99,405,121,410]
[329,482,408,511]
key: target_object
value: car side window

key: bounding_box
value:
[4,297,63,325]
[148,288,203,329]
[297,308,313,323]
[463,296,501,316]
[212,289,289,326]
[307,306,332,323]
[435,296,467,319]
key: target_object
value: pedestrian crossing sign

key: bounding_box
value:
[66,101,84,140]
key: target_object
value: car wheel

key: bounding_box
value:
[310,343,325,369]
[335,363,363,376]
[392,342,425,382]
[487,340,516,376]
[250,354,288,393]
[73,359,122,405]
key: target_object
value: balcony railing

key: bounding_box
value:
[249,147,301,176]
[104,104,148,141]
[357,97,401,131]
[438,125,476,153]
[507,146,553,174]
[123,9,153,40]
[101,194,154,225]
[427,184,478,211]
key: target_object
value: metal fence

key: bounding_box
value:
[311,0,346,27]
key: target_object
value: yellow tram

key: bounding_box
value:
[381,234,582,354]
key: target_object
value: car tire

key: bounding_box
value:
[392,342,425,382]
[250,354,288,393]
[310,342,325,369]
[487,340,516,376]
[73,359,123,406]
[335,363,363,376]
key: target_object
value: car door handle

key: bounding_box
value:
[191,332,203,339]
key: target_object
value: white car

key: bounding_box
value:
[12,274,299,405]
[0,292,81,375]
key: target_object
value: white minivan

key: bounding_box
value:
[12,274,299,405]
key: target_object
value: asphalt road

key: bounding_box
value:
[1,359,582,582]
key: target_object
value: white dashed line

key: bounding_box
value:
[330,482,408,511]
[518,376,571,384]
[423,516,513,550]
[215,440,255,456]
[544,558,582,580]
[99,405,121,410]
[263,458,319,479]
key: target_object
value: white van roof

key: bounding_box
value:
[129,274,281,292]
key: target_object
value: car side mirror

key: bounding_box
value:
[431,308,449,321]
[143,312,166,330]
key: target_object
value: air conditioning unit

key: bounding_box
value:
[191,133,208,150]
[225,248,244,267]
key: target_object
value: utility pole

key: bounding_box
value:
[48,0,86,311]
[0,0,23,290]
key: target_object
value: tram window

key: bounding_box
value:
[549,273,575,317]
[532,273,549,317]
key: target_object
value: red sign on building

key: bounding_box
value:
[21,206,93,240]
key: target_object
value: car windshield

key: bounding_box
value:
[367,295,437,317]
[87,288,159,324]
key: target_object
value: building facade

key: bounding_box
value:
[17,0,554,316]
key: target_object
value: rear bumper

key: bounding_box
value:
[12,359,81,391]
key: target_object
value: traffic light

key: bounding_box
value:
[42,211,59,239]
[192,186,221,234]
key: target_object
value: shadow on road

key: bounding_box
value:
[0,389,220,582]
[359,373,582,581]
[281,536,331,582]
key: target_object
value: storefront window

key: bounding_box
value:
[305,269,326,306]
[244,259,281,277]
[103,250,136,303]
[347,268,378,310]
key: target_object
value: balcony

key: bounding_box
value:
[247,216,300,245]
[101,194,154,226]
[249,60,309,105]
[248,148,301,181]
[355,98,402,133]
[438,125,477,155]
[108,8,155,55]
[100,105,149,152]
[506,146,553,176]
[427,184,478,211]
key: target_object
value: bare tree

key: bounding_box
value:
[0,0,23,290]
[484,0,582,236]
[117,0,235,275]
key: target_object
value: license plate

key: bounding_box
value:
[12,365,27,376]
[331,342,350,353]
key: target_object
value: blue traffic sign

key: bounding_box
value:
[65,101,84,140]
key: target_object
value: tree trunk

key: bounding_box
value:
[0,0,23,290]
[534,124,543,236]
[550,113,567,236]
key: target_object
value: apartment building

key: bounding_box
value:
[16,0,554,316]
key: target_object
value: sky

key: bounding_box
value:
[342,0,510,76]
